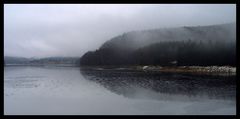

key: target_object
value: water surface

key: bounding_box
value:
[4,66,236,115]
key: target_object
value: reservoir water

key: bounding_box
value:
[4,66,236,115]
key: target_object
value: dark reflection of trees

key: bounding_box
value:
[80,68,236,100]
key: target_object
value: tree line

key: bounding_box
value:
[80,39,235,66]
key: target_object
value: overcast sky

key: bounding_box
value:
[4,4,236,58]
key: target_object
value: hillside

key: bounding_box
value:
[4,56,30,65]
[4,56,80,66]
[80,23,236,66]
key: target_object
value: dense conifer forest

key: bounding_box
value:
[80,23,236,66]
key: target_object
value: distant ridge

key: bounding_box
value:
[4,56,80,66]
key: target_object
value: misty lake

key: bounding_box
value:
[4,66,236,115]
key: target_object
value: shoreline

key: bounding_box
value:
[4,64,79,67]
[5,65,236,75]
[142,66,236,75]
[80,65,236,76]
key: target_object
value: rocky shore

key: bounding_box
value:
[81,65,236,75]
[137,66,236,75]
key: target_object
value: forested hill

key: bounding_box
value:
[80,23,236,66]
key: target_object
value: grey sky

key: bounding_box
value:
[4,4,236,58]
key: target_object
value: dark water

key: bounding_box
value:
[80,68,236,100]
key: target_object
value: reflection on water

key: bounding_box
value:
[4,66,236,115]
[80,68,236,100]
